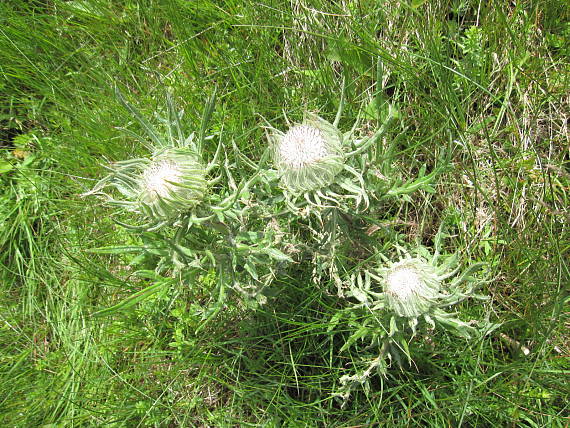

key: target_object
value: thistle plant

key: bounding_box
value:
[331,225,495,403]
[85,89,292,323]
[84,89,226,230]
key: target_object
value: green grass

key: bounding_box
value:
[1,0,569,426]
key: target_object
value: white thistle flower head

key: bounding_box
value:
[138,147,207,219]
[382,257,441,318]
[269,113,344,193]
[141,160,183,199]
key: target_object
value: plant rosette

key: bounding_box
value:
[84,89,291,320]
[331,229,494,402]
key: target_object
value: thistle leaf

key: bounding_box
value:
[197,87,217,152]
[115,86,165,148]
[92,277,173,317]
[261,247,293,262]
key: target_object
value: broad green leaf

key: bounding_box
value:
[411,0,429,8]
[261,247,293,262]
[340,326,370,352]
[0,160,14,174]
[244,258,258,281]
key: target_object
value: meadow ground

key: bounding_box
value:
[1,0,569,426]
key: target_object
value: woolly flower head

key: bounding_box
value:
[269,114,344,193]
[138,147,207,219]
[380,257,441,318]
[140,159,183,200]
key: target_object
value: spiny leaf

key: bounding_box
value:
[197,87,217,152]
[86,245,147,254]
[115,86,165,148]
[91,277,173,317]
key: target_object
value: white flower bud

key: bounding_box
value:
[269,114,344,192]
[382,258,441,318]
[138,147,207,219]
